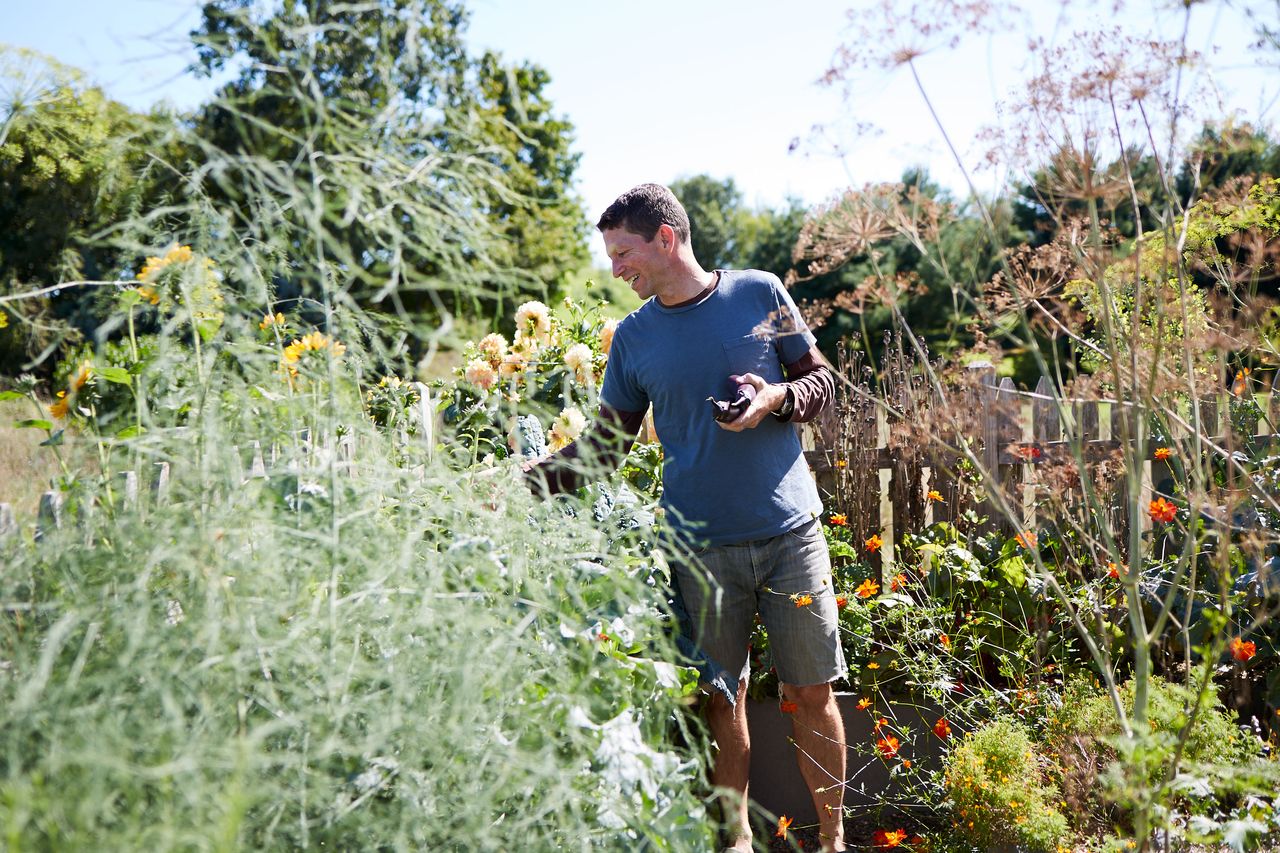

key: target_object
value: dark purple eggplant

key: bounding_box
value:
[707,383,756,423]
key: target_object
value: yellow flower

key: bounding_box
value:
[0,309,8,329]
[548,406,587,451]
[790,592,814,607]
[281,331,346,377]
[137,244,196,282]
[464,358,498,391]
[563,343,594,384]
[926,489,944,503]
[499,350,527,378]
[477,333,507,367]
[49,392,70,420]
[599,317,618,356]
[69,361,94,393]
[259,312,286,330]
[136,285,160,305]
[514,300,552,347]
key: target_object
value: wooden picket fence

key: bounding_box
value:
[799,344,1280,571]
[6,370,1278,574]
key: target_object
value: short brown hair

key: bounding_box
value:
[596,183,691,244]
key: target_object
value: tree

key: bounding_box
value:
[0,49,165,374]
[669,175,748,271]
[188,0,588,324]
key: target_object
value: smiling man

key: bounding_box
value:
[524,183,846,852]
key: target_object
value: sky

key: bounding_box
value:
[3,0,1278,264]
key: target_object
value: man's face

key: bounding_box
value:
[602,226,666,301]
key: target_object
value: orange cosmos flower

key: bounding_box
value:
[1232,368,1251,397]
[1229,637,1257,662]
[1107,561,1120,579]
[856,697,873,710]
[876,735,900,759]
[902,759,912,769]
[933,717,951,739]
[828,513,848,527]
[939,633,951,651]
[835,594,849,609]
[780,699,799,714]
[926,489,944,503]
[867,662,881,669]
[1016,445,1043,461]
[873,717,888,731]
[792,593,814,608]
[856,578,880,598]
[865,534,884,553]
[873,828,908,848]
[1153,447,1172,461]
[1148,497,1177,523]
[1014,530,1037,550]
[890,573,907,592]
[776,815,793,837]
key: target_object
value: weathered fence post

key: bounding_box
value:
[411,382,436,460]
[118,471,139,507]
[249,440,267,479]
[36,491,62,541]
[152,462,170,505]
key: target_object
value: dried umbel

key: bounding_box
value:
[983,29,1205,175]
[790,183,952,284]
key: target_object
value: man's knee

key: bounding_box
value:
[783,681,834,711]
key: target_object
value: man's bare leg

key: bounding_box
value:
[705,679,752,851]
[785,682,846,852]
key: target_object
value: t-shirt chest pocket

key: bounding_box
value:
[721,334,782,384]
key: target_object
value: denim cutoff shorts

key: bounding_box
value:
[672,517,847,688]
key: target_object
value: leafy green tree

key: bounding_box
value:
[0,49,164,374]
[188,0,588,324]
[669,175,749,271]
[469,52,589,316]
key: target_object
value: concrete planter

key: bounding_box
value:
[746,692,946,824]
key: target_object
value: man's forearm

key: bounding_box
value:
[778,348,836,423]
[522,405,645,495]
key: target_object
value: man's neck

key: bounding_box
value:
[655,267,718,307]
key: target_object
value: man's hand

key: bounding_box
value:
[716,373,787,432]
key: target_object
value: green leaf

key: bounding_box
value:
[996,555,1027,588]
[97,366,131,385]
[116,288,143,308]
[39,429,64,447]
[14,419,53,431]
[115,425,146,439]
[0,390,24,401]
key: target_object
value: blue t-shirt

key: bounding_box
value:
[601,269,823,545]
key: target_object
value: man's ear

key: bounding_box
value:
[657,223,676,251]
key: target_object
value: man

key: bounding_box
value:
[525,183,846,852]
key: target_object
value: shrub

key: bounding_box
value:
[1045,676,1262,836]
[943,718,1069,853]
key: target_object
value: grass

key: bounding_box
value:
[0,397,62,518]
